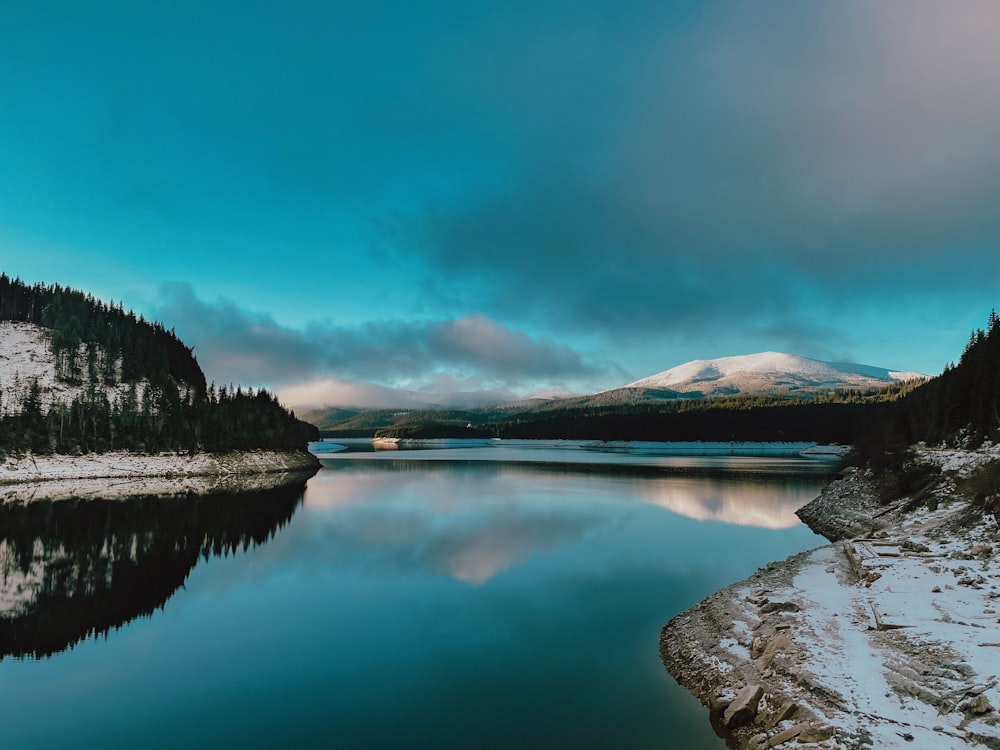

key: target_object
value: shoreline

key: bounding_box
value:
[0,449,320,501]
[661,448,1000,749]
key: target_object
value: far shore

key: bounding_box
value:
[0,449,320,501]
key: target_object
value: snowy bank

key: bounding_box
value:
[0,450,319,502]
[661,451,1000,749]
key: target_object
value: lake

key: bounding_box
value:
[0,441,837,749]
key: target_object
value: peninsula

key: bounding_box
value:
[0,275,319,492]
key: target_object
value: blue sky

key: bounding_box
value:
[2,1,999,408]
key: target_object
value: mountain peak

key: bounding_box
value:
[623,352,926,398]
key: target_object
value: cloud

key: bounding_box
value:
[155,282,612,406]
[386,2,1000,351]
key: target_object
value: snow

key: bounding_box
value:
[0,321,63,412]
[662,460,1000,748]
[920,442,1000,477]
[0,320,152,413]
[781,505,1000,747]
[625,351,927,395]
[0,451,319,504]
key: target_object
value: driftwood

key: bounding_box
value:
[857,539,901,546]
[869,601,911,631]
[843,542,864,579]
[872,503,905,519]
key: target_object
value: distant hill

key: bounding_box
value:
[618,352,927,400]
[311,371,926,444]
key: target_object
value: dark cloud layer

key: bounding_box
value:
[392,3,1000,345]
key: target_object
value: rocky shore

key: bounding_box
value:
[661,447,1000,749]
[0,450,320,502]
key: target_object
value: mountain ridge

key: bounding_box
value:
[619,351,927,400]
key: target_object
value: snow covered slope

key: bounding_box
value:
[0,320,148,414]
[623,352,926,399]
[0,321,67,412]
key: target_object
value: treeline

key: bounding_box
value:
[376,402,881,443]
[2,379,317,455]
[490,403,880,442]
[885,310,1000,447]
[327,381,924,440]
[0,275,318,455]
[1,273,205,391]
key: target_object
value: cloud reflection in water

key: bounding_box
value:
[303,462,603,585]
[640,477,812,529]
[303,459,820,587]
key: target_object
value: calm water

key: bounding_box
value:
[0,442,835,749]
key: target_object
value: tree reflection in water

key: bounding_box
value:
[0,480,307,660]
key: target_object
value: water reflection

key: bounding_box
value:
[640,476,813,528]
[305,462,599,585]
[0,480,307,660]
[306,457,827,587]
[0,454,829,750]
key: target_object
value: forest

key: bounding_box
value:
[350,381,918,442]
[893,309,1000,446]
[0,275,318,456]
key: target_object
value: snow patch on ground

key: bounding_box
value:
[0,320,153,413]
[661,459,1000,749]
[0,451,319,502]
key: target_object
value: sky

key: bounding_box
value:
[2,1,999,409]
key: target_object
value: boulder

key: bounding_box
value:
[963,694,993,715]
[723,684,764,728]
[762,699,799,730]
[796,724,835,743]
[767,722,807,746]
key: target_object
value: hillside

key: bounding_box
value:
[0,275,318,456]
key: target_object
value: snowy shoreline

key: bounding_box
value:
[0,450,320,501]
[661,447,1000,749]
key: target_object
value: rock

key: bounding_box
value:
[709,694,733,712]
[762,699,799,730]
[796,724,835,743]
[958,575,987,587]
[723,684,765,728]
[760,601,801,614]
[768,722,807,746]
[756,634,793,671]
[963,694,993,715]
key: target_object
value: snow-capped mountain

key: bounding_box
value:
[620,352,927,399]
